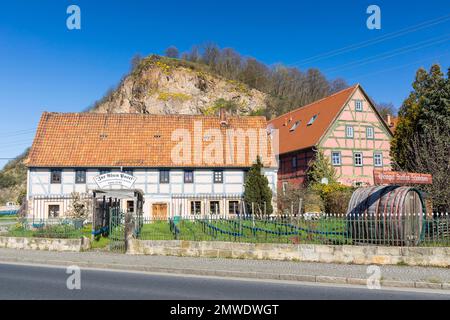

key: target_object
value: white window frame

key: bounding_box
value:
[331,152,341,166]
[354,152,363,167]
[355,100,363,112]
[346,126,354,138]
[374,153,383,167]
[366,126,374,139]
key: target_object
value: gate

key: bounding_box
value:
[109,207,126,253]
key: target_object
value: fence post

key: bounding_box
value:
[124,212,134,253]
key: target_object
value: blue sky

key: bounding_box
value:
[0,0,449,168]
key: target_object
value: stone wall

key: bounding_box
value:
[127,240,450,267]
[0,236,90,252]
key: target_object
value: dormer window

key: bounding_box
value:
[289,121,300,132]
[307,115,318,126]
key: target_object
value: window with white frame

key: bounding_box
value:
[366,126,374,139]
[355,100,363,111]
[346,126,354,138]
[331,152,341,166]
[374,153,383,167]
[354,152,363,167]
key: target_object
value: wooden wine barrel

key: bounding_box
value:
[346,186,426,246]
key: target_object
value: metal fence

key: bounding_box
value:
[5,218,90,239]
[135,213,450,247]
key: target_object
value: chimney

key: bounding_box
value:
[219,108,228,126]
[386,114,392,127]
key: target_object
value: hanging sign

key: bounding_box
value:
[373,170,433,185]
[94,173,137,189]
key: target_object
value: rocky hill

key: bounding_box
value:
[90,55,268,115]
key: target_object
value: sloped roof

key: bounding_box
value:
[27,113,274,168]
[268,85,358,155]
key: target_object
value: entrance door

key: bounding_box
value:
[152,203,168,220]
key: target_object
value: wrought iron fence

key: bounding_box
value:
[135,213,450,247]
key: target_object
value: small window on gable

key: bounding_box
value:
[289,121,301,132]
[346,126,354,138]
[307,115,318,126]
[366,127,374,139]
[355,100,363,112]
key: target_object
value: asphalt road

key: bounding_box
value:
[0,263,448,300]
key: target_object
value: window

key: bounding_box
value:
[290,121,300,132]
[48,205,60,218]
[184,170,194,183]
[292,157,297,169]
[75,170,86,184]
[160,170,170,184]
[123,169,134,176]
[190,201,201,215]
[213,171,223,183]
[228,201,240,215]
[50,170,62,184]
[331,152,341,166]
[99,169,111,175]
[355,100,363,111]
[307,115,318,126]
[210,201,220,215]
[354,152,363,167]
[346,126,354,138]
[366,127,374,139]
[374,153,383,167]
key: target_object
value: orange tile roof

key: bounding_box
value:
[268,85,358,155]
[27,113,274,168]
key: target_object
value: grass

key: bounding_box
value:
[91,236,110,249]
[135,218,350,245]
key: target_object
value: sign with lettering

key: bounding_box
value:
[373,170,433,185]
[94,173,137,189]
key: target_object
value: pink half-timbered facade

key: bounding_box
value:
[269,84,393,188]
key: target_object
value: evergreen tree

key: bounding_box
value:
[391,64,450,211]
[307,150,337,185]
[243,157,273,216]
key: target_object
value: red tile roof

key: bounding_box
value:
[26,113,274,168]
[269,85,358,155]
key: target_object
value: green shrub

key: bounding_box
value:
[310,183,354,214]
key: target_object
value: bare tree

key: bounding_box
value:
[165,46,180,59]
[400,123,450,211]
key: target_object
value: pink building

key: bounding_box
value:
[269,84,393,188]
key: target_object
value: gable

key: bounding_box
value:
[319,87,393,149]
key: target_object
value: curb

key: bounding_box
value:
[0,257,448,291]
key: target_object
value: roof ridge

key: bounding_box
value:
[269,84,358,123]
[41,112,266,120]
